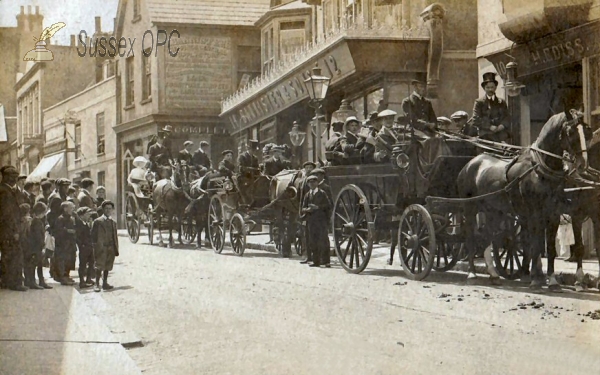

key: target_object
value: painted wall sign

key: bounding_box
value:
[225,42,356,132]
[486,21,600,80]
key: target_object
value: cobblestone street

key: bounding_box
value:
[82,236,600,375]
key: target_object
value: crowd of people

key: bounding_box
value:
[0,167,118,292]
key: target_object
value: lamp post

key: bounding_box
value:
[289,121,306,166]
[304,66,331,164]
[502,60,525,145]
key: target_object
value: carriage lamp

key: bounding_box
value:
[289,121,306,147]
[396,153,410,170]
[224,179,234,191]
[503,61,525,97]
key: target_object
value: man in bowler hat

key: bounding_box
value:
[472,72,510,143]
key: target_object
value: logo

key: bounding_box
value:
[23,22,66,62]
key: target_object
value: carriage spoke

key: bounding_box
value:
[335,212,350,224]
[342,239,352,263]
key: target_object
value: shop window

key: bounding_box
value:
[125,56,134,106]
[279,21,306,62]
[75,123,82,160]
[142,50,151,100]
[238,46,261,90]
[96,112,105,155]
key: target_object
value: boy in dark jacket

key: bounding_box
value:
[54,201,77,285]
[25,202,52,289]
[19,203,33,288]
[75,207,95,288]
[301,175,332,268]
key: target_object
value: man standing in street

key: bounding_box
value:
[48,178,71,281]
[237,140,260,205]
[75,207,95,288]
[0,166,28,291]
[301,175,331,268]
[91,201,119,292]
[37,180,53,205]
[23,181,37,207]
[16,174,28,205]
[471,72,510,143]
[78,178,96,210]
[192,141,212,177]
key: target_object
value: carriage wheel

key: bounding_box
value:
[432,212,461,272]
[208,195,225,254]
[181,215,197,245]
[492,216,524,280]
[398,204,436,280]
[229,213,246,256]
[147,204,154,245]
[294,226,305,256]
[332,185,374,274]
[125,195,140,244]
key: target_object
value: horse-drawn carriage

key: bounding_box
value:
[326,131,527,281]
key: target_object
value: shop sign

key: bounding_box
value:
[226,42,355,132]
[170,125,209,134]
[487,21,600,79]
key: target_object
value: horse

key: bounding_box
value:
[456,110,588,290]
[183,175,212,249]
[152,162,192,248]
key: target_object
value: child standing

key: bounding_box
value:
[54,201,77,286]
[19,203,34,289]
[25,202,52,289]
[75,207,95,288]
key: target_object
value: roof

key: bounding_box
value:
[255,0,311,26]
[147,0,271,27]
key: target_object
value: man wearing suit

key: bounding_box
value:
[401,77,438,138]
[23,181,36,207]
[192,141,212,177]
[263,146,292,176]
[301,175,331,268]
[178,141,194,165]
[78,178,97,210]
[338,116,364,164]
[147,131,173,176]
[237,140,260,205]
[16,175,28,205]
[91,200,119,292]
[373,109,400,163]
[218,150,236,178]
[471,72,510,143]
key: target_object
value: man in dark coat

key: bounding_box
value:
[338,116,365,164]
[75,207,96,288]
[0,166,27,291]
[48,178,71,281]
[401,78,438,137]
[263,146,292,176]
[192,141,212,177]
[54,201,77,285]
[23,181,37,207]
[91,200,119,292]
[178,141,194,166]
[471,72,510,143]
[237,140,260,205]
[78,178,96,210]
[147,131,173,176]
[16,174,28,205]
[218,150,236,178]
[37,180,53,205]
[301,175,331,267]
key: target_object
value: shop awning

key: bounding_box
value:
[27,153,66,183]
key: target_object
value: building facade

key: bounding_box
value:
[221,0,480,163]
[113,0,269,224]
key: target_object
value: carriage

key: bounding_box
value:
[326,132,526,281]
[202,170,303,257]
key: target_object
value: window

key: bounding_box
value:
[237,46,261,90]
[126,56,134,106]
[263,27,274,74]
[23,106,28,137]
[75,123,82,160]
[96,112,105,155]
[279,21,305,62]
[142,50,151,100]
[97,171,105,188]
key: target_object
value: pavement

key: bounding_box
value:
[0,277,143,375]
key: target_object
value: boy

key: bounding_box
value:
[19,203,34,288]
[54,201,77,285]
[301,175,331,268]
[75,207,95,288]
[25,202,52,289]
[91,201,119,292]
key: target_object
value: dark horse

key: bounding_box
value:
[457,110,588,290]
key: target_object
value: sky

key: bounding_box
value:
[0,0,119,45]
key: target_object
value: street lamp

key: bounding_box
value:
[289,121,306,147]
[305,66,331,164]
[503,61,525,97]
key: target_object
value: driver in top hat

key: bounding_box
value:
[401,76,438,138]
[472,72,510,143]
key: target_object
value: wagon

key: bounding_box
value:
[327,134,526,281]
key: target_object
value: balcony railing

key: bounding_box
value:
[221,20,429,113]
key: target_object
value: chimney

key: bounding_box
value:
[70,35,76,47]
[20,6,24,14]
[95,16,102,33]
[113,17,117,33]
[35,6,39,14]
[28,5,32,14]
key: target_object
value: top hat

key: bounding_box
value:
[481,72,498,88]
[249,139,259,145]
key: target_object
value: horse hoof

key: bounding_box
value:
[490,277,502,286]
[548,284,562,293]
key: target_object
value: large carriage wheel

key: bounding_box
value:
[180,215,197,245]
[492,216,525,280]
[208,195,226,254]
[229,213,246,256]
[432,212,461,272]
[125,195,140,244]
[332,185,374,274]
[398,204,436,280]
[147,204,154,245]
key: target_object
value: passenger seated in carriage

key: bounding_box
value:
[127,156,153,197]
[373,109,399,163]
[324,121,345,166]
[264,146,292,176]
[360,112,381,164]
[218,150,236,178]
[337,116,365,165]
[451,110,478,137]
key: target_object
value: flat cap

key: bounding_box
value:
[222,150,234,156]
[200,141,209,147]
[18,174,27,180]
[101,200,115,209]
[306,175,319,182]
[451,111,469,119]
[0,166,19,176]
[344,116,360,125]
[378,109,397,118]
[310,168,325,175]
[96,186,106,192]
[183,141,193,146]
[56,178,72,186]
[81,177,94,185]
[302,161,316,168]
[76,207,93,216]
[437,117,453,126]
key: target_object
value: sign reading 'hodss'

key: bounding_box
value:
[225,42,356,131]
